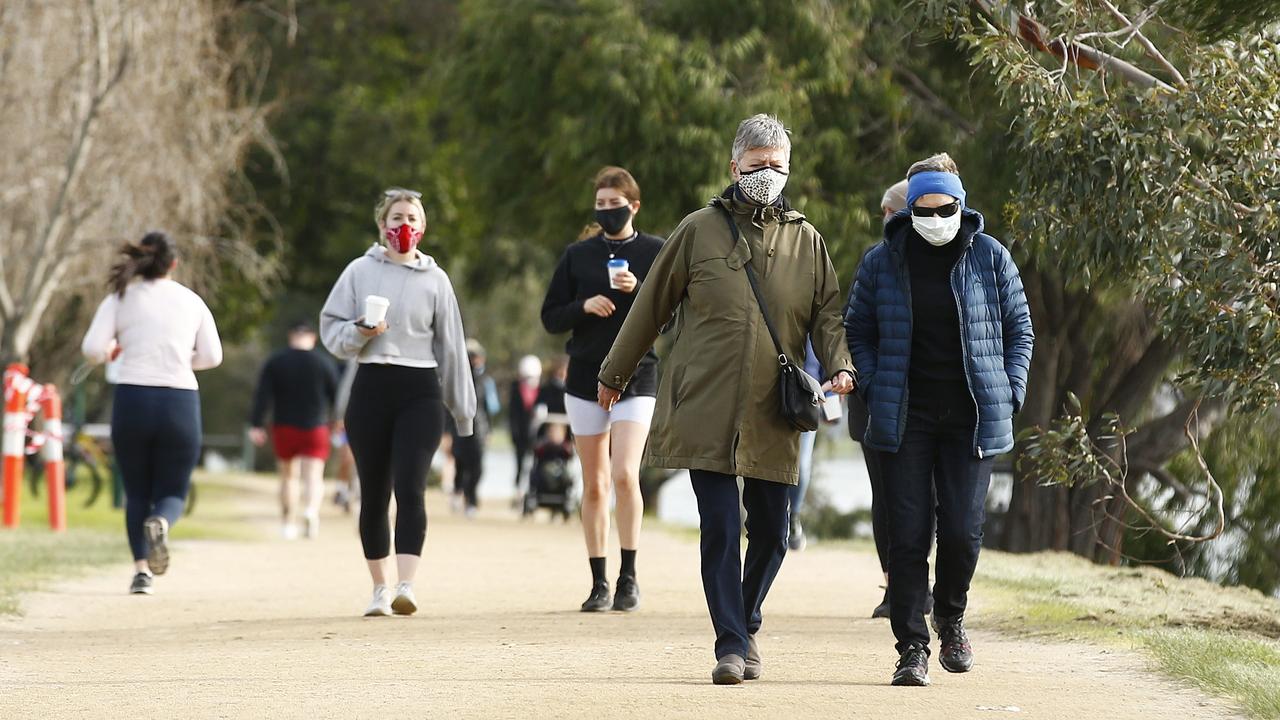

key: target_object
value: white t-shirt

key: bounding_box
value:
[81,279,223,390]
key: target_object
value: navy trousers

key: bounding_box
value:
[689,469,791,660]
[112,384,201,561]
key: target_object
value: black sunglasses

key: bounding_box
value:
[384,187,422,199]
[910,201,961,218]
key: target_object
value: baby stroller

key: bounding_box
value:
[522,412,579,521]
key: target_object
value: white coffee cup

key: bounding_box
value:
[608,259,630,290]
[364,295,390,326]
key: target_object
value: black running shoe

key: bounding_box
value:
[933,614,974,673]
[129,572,154,595]
[612,575,640,612]
[891,644,931,686]
[580,580,611,612]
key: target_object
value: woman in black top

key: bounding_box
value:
[541,166,663,613]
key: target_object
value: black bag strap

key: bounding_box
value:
[717,206,790,367]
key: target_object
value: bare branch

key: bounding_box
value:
[969,0,1175,91]
[1097,0,1187,86]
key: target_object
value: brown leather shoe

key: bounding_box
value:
[712,654,746,685]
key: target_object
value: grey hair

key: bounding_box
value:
[906,152,959,178]
[731,114,792,162]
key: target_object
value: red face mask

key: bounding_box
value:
[384,223,423,254]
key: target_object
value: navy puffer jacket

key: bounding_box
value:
[843,208,1033,458]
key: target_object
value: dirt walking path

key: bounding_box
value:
[0,474,1241,719]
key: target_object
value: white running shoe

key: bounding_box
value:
[364,584,392,617]
[282,523,299,541]
[302,512,319,539]
[391,582,418,616]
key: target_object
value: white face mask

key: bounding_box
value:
[737,166,789,206]
[911,212,962,246]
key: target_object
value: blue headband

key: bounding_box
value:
[906,171,966,208]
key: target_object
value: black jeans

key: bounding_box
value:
[346,365,445,559]
[112,385,201,561]
[689,469,790,660]
[880,388,993,653]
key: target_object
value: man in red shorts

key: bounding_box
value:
[250,322,339,539]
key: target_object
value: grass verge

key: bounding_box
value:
[1,470,254,615]
[971,549,1280,719]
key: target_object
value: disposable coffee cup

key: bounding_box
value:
[363,295,390,326]
[608,259,630,290]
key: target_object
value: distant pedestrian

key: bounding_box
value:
[451,339,499,517]
[81,231,223,595]
[508,355,543,497]
[249,321,339,540]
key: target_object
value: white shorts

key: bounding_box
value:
[564,395,657,437]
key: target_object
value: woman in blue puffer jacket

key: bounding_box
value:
[844,153,1033,688]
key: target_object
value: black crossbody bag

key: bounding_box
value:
[717,207,824,432]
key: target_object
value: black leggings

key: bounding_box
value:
[345,364,445,559]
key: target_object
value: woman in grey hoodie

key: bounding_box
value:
[320,188,477,617]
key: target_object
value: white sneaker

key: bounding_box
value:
[391,582,418,616]
[282,523,299,541]
[302,512,319,539]
[364,584,392,617]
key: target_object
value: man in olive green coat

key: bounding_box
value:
[598,114,855,685]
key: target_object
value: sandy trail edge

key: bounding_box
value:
[0,474,1241,720]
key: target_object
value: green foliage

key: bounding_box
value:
[943,2,1280,411]
[1016,394,1127,490]
[443,0,990,274]
[1166,0,1280,41]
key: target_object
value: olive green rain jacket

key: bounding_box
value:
[599,190,853,484]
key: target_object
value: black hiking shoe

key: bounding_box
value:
[891,644,931,686]
[933,614,974,673]
[129,572,154,595]
[612,575,640,612]
[580,580,611,612]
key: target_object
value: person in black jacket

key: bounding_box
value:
[249,322,339,540]
[452,339,499,518]
[541,166,663,613]
[508,355,543,498]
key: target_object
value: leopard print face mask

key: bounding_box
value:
[737,166,790,206]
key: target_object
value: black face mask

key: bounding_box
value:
[594,206,632,236]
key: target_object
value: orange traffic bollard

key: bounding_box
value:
[41,385,66,532]
[2,366,32,529]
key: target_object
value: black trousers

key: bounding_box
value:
[453,434,484,509]
[862,444,890,574]
[880,387,993,653]
[689,469,790,660]
[345,364,444,559]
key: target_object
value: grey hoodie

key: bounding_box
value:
[320,244,477,436]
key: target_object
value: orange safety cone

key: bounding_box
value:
[41,385,66,532]
[2,365,32,529]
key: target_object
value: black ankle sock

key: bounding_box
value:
[620,548,637,579]
[589,556,607,585]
